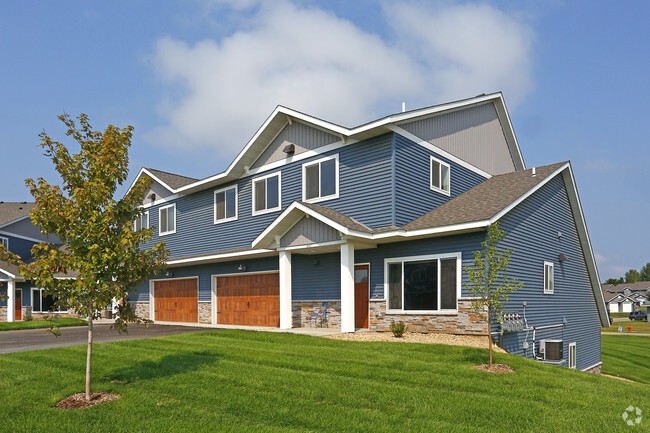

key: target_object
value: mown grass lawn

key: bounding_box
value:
[0,330,647,433]
[0,317,87,331]
[602,320,650,333]
[602,334,650,384]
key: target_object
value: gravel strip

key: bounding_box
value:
[326,331,507,353]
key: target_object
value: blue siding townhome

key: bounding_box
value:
[127,92,608,372]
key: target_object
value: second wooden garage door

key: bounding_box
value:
[217,273,279,327]
[154,278,198,323]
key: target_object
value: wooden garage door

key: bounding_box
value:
[154,278,198,323]
[217,273,279,327]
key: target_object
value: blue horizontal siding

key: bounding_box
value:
[1,235,38,262]
[0,282,33,307]
[292,253,340,300]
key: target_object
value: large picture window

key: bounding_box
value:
[31,288,67,313]
[253,173,281,215]
[302,154,339,203]
[386,253,460,312]
[430,156,450,194]
[214,185,238,223]
[159,204,176,235]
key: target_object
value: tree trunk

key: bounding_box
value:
[487,309,493,366]
[85,315,93,401]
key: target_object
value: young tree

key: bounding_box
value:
[625,269,641,283]
[639,263,650,281]
[4,113,168,401]
[464,223,523,366]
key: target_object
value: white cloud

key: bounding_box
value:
[146,0,535,158]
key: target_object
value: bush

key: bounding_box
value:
[24,315,34,321]
[390,321,408,338]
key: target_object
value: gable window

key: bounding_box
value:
[303,154,339,203]
[568,342,576,369]
[133,211,149,231]
[214,185,238,223]
[544,261,554,294]
[430,156,450,194]
[386,253,460,312]
[0,236,7,250]
[253,173,281,215]
[31,288,67,313]
[159,204,176,235]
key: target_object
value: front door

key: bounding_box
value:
[354,264,369,328]
[15,289,22,321]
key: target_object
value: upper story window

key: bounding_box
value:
[303,154,339,203]
[544,261,554,294]
[214,185,238,223]
[430,156,450,195]
[133,211,149,231]
[0,236,8,250]
[253,172,281,215]
[386,253,460,312]
[159,204,176,236]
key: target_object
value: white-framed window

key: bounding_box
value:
[0,236,8,250]
[302,154,339,203]
[159,204,176,236]
[252,172,281,215]
[544,261,554,294]
[568,342,576,369]
[385,252,461,312]
[214,185,238,223]
[31,288,67,313]
[133,211,149,231]
[430,156,450,194]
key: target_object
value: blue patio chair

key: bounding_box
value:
[309,302,330,328]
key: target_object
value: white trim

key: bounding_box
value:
[340,242,355,333]
[0,231,48,244]
[125,167,175,198]
[544,261,554,294]
[0,214,31,230]
[354,262,371,329]
[276,239,346,252]
[383,252,462,314]
[302,154,340,204]
[133,211,149,231]
[389,125,492,180]
[429,155,451,196]
[279,251,292,329]
[167,248,274,266]
[149,276,200,323]
[158,203,177,236]
[214,184,238,224]
[211,270,280,326]
[30,287,68,313]
[252,171,282,216]
[247,140,351,177]
[568,342,576,369]
[0,236,7,250]
[140,193,180,209]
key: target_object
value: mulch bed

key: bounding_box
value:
[471,363,515,374]
[55,392,121,409]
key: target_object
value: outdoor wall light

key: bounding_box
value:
[165,271,173,278]
[558,254,568,262]
[238,264,247,271]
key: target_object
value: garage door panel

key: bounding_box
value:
[154,278,198,323]
[217,273,279,326]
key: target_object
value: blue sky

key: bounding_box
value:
[1,0,648,280]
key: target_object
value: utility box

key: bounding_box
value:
[539,340,563,361]
[501,312,525,332]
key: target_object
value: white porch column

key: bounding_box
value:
[6,279,15,322]
[340,242,355,333]
[279,251,292,329]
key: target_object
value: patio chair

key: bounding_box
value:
[308,302,330,328]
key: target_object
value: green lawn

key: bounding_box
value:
[610,306,647,318]
[602,320,650,333]
[602,334,650,384]
[0,317,87,331]
[0,330,647,433]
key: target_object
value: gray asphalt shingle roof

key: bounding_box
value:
[146,168,199,190]
[0,202,35,226]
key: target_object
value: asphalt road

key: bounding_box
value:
[0,324,211,354]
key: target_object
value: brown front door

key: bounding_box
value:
[154,278,198,323]
[217,273,279,327]
[354,264,369,328]
[15,289,22,321]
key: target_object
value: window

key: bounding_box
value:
[568,342,576,369]
[430,156,450,194]
[31,288,67,313]
[302,154,339,203]
[159,204,176,235]
[0,236,7,250]
[386,253,460,312]
[133,211,149,231]
[214,185,238,223]
[252,173,281,215]
[544,261,554,294]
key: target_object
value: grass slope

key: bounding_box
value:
[0,330,647,433]
[0,318,87,331]
[602,334,650,384]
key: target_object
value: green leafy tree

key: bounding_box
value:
[625,269,641,283]
[604,277,624,285]
[640,263,650,281]
[464,223,524,366]
[0,114,168,401]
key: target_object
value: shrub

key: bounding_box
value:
[24,315,34,322]
[390,321,408,338]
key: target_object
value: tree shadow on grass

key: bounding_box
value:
[106,351,219,384]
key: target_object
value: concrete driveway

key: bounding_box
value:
[0,323,209,354]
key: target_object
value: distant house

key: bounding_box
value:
[0,202,77,321]
[602,282,649,313]
[127,92,608,372]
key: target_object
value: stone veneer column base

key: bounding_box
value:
[198,302,212,324]
[292,300,341,329]
[0,306,6,322]
[584,363,602,374]
[368,299,488,335]
[133,302,151,321]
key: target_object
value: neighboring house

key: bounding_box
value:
[602,282,649,313]
[0,202,75,321]
[128,92,608,372]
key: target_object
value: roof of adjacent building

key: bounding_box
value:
[602,281,650,292]
[145,168,198,190]
[0,202,36,227]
